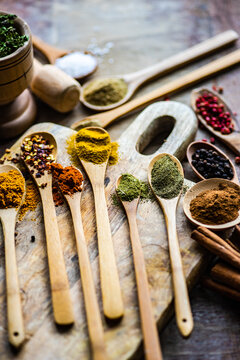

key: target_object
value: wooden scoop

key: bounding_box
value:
[0,164,25,347]
[21,132,74,325]
[148,154,193,337]
[186,141,239,183]
[116,176,163,360]
[61,174,108,360]
[72,49,240,130]
[75,127,124,319]
[183,178,240,231]
[80,30,238,111]
[191,87,240,155]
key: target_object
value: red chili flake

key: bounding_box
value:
[210,137,215,144]
[235,156,240,164]
[202,138,207,142]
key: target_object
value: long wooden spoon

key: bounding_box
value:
[116,176,163,360]
[148,153,193,337]
[61,175,108,360]
[75,128,124,319]
[80,30,238,111]
[21,132,74,325]
[191,87,240,155]
[0,164,25,347]
[72,49,240,130]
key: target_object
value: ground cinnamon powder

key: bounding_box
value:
[190,183,240,225]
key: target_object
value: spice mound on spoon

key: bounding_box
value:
[148,153,193,337]
[0,164,26,347]
[183,179,240,231]
[21,132,74,325]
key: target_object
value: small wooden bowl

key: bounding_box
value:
[0,11,33,105]
[186,141,238,183]
[183,178,240,231]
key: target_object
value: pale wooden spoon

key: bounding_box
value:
[148,153,193,337]
[72,49,240,130]
[61,175,108,360]
[21,131,74,325]
[183,178,240,231]
[80,30,238,111]
[75,127,124,319]
[116,176,163,360]
[186,140,238,183]
[0,164,25,347]
[191,87,240,155]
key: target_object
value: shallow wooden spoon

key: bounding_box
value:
[191,87,240,155]
[80,30,238,111]
[75,127,124,319]
[148,153,193,337]
[61,174,108,360]
[0,164,25,347]
[116,176,163,360]
[21,131,74,325]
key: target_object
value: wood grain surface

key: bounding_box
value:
[0,1,240,359]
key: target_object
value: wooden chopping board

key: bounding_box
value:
[0,101,207,360]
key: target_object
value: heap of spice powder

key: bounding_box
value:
[151,155,184,199]
[190,183,240,225]
[195,91,234,134]
[21,134,55,179]
[83,78,128,106]
[18,179,40,220]
[51,163,83,195]
[116,174,141,202]
[0,14,28,58]
[0,169,24,208]
[68,128,119,165]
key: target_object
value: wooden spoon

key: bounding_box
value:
[186,141,239,183]
[0,164,25,347]
[62,176,108,360]
[191,87,240,155]
[80,30,238,111]
[32,35,97,80]
[75,127,124,319]
[183,178,240,231]
[72,49,240,130]
[116,176,163,360]
[21,132,74,325]
[148,153,193,337]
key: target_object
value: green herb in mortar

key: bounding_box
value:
[151,155,184,199]
[117,174,141,202]
[0,14,28,58]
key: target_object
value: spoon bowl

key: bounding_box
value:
[183,178,240,231]
[0,164,26,347]
[186,140,238,183]
[148,153,193,338]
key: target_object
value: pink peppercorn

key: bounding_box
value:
[235,157,240,164]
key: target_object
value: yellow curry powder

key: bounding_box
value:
[0,169,25,208]
[18,180,40,220]
[67,128,119,165]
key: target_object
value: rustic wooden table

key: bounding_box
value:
[1,0,240,359]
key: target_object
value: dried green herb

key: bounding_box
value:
[151,155,184,199]
[116,174,141,202]
[0,14,28,58]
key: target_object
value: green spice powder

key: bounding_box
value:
[83,78,128,106]
[151,155,184,199]
[117,174,141,202]
[0,14,28,58]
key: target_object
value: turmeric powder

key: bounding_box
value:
[0,169,24,208]
[18,180,40,220]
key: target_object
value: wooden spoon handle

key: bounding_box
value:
[93,185,124,319]
[125,30,238,84]
[32,35,67,64]
[165,209,193,337]
[69,200,108,360]
[127,212,162,360]
[40,188,74,325]
[1,217,25,347]
[71,49,240,130]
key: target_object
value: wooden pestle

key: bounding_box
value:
[31,59,81,113]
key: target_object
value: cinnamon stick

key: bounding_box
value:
[211,261,240,292]
[202,276,240,302]
[191,227,240,270]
